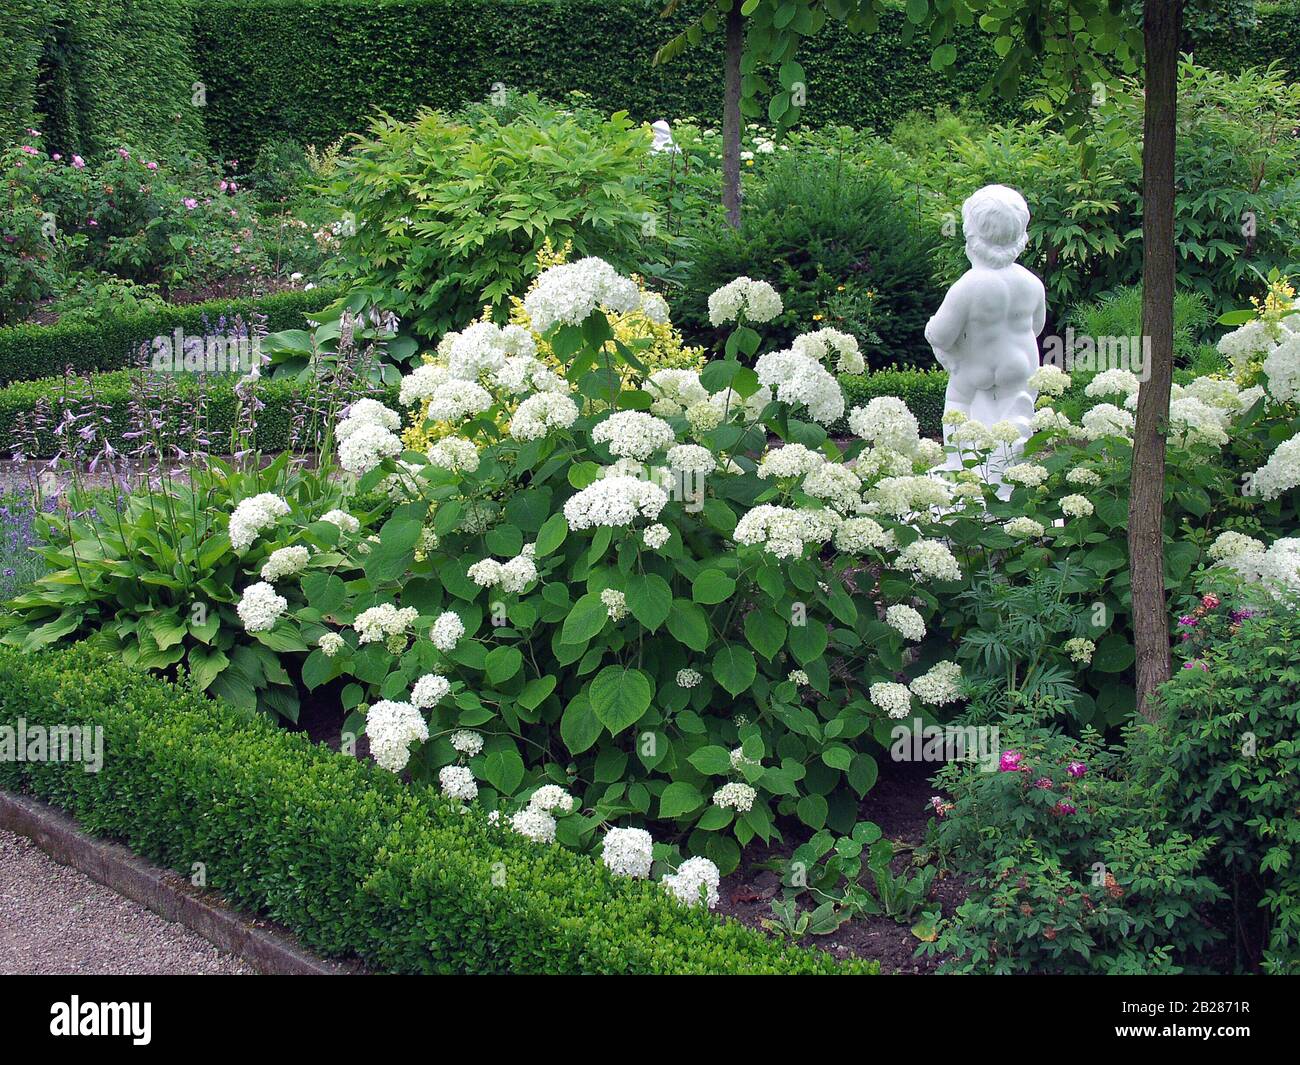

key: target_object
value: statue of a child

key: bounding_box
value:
[924,185,1046,487]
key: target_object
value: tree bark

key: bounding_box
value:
[1129,0,1179,722]
[722,3,743,228]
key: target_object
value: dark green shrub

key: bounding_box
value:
[329,101,656,338]
[1139,605,1300,974]
[678,154,939,366]
[0,643,874,974]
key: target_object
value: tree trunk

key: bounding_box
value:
[722,3,743,228]
[1129,0,1179,722]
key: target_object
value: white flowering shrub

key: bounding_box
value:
[272,260,984,874]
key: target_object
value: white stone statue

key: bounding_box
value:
[924,185,1046,495]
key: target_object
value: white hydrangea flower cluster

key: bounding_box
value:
[1066,467,1101,487]
[336,400,404,474]
[1248,433,1300,500]
[601,827,654,879]
[1003,516,1045,539]
[869,475,953,518]
[1031,407,1076,435]
[730,746,758,770]
[366,700,428,773]
[1207,530,1267,562]
[643,523,671,549]
[1060,494,1095,518]
[491,354,566,396]
[507,784,576,843]
[468,544,538,595]
[676,668,702,688]
[236,581,287,633]
[1080,403,1135,441]
[803,463,864,513]
[895,539,961,582]
[666,444,717,475]
[1167,397,1230,448]
[646,368,709,417]
[509,391,580,441]
[885,604,926,642]
[848,397,922,457]
[1228,537,1300,599]
[640,291,671,325]
[908,661,963,706]
[733,504,839,559]
[661,856,720,909]
[318,632,346,656]
[1084,368,1141,399]
[754,348,844,425]
[1262,331,1300,403]
[529,784,576,814]
[712,782,757,812]
[423,379,493,424]
[411,673,451,708]
[1063,637,1096,665]
[430,611,466,651]
[1028,364,1071,396]
[509,807,557,843]
[707,276,783,325]
[834,516,896,554]
[399,362,449,407]
[601,588,629,621]
[563,475,668,530]
[322,509,360,534]
[789,669,809,686]
[426,435,480,473]
[791,328,865,373]
[592,411,676,461]
[355,603,419,645]
[261,545,309,581]
[523,257,641,331]
[869,681,913,719]
[1005,463,1049,488]
[229,493,290,552]
[757,442,824,480]
[450,730,484,757]
[442,321,536,381]
[706,384,773,427]
[439,765,478,801]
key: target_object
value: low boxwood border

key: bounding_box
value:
[838,367,948,437]
[0,370,399,460]
[0,644,875,974]
[0,285,347,387]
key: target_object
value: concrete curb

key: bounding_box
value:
[0,790,361,976]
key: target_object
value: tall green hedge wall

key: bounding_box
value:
[189,0,1300,162]
[2,1,205,159]
[191,0,1023,162]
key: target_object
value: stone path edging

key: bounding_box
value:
[0,789,361,975]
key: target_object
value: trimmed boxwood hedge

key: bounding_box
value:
[0,644,875,974]
[0,369,400,459]
[838,367,948,438]
[0,285,346,387]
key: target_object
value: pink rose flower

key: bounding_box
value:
[72,155,85,169]
[999,750,1023,772]
[1067,761,1087,778]
[182,198,198,210]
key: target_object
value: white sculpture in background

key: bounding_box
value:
[924,184,1046,496]
[649,120,679,154]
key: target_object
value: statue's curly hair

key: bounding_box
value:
[962,185,1030,268]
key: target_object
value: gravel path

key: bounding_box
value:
[0,828,255,975]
